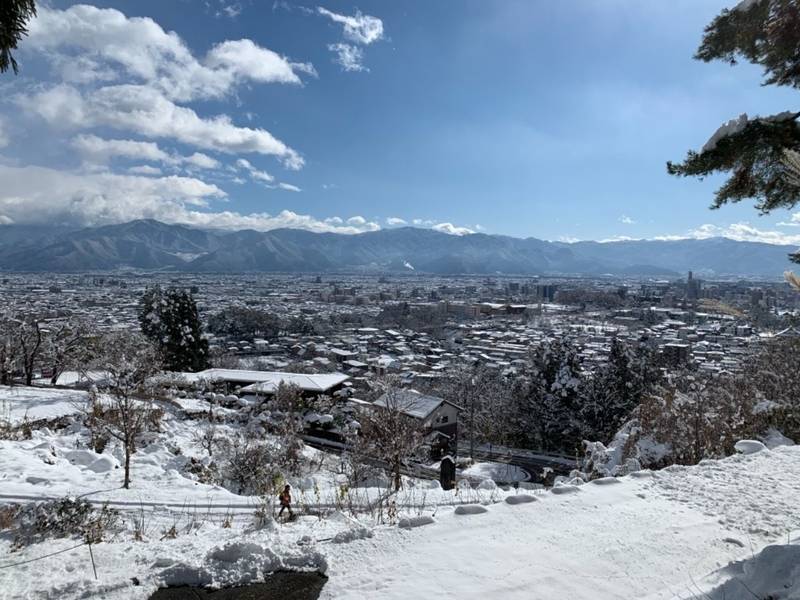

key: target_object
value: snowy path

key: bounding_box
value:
[322,447,800,600]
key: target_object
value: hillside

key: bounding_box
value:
[0,220,796,277]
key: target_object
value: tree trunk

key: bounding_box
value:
[393,458,401,491]
[123,444,131,489]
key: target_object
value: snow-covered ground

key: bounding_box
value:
[322,447,800,599]
[3,386,800,599]
[0,385,86,425]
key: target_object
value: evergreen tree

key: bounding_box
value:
[667,0,800,244]
[515,338,584,453]
[1,0,37,74]
[138,286,209,372]
[582,339,661,443]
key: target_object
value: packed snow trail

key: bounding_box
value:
[322,446,800,600]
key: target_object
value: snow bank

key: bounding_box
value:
[695,543,800,600]
[454,504,488,515]
[734,440,767,455]
[504,494,537,505]
[399,515,435,528]
[158,539,328,589]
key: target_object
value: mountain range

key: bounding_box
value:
[0,219,796,278]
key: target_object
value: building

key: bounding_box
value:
[372,389,463,458]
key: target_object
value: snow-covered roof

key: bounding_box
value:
[373,389,461,420]
[170,368,350,394]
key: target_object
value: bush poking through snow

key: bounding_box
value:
[9,497,119,549]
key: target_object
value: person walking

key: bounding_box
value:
[278,484,294,520]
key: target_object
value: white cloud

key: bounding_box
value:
[347,216,367,226]
[72,135,222,172]
[278,182,302,192]
[236,158,274,183]
[26,5,310,102]
[386,217,407,226]
[127,165,162,176]
[317,7,384,45]
[183,152,220,170]
[317,7,383,72]
[20,5,306,170]
[72,134,169,163]
[619,215,635,225]
[412,218,434,226]
[327,43,367,72]
[0,164,379,234]
[647,222,800,246]
[432,222,475,236]
[0,164,225,226]
[27,84,304,169]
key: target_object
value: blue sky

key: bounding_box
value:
[1,0,799,244]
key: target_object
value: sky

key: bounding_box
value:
[1,0,800,244]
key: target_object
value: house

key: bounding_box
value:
[372,389,462,457]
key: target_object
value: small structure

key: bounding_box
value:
[373,389,462,457]
[164,368,350,399]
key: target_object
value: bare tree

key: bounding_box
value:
[90,332,160,489]
[273,383,305,476]
[0,314,19,385]
[44,321,94,385]
[17,318,43,386]
[361,382,425,491]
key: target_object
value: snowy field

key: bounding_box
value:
[2,387,800,599]
[0,385,86,425]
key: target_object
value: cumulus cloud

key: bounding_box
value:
[0,164,225,226]
[72,134,169,163]
[619,215,635,225]
[386,217,407,226]
[638,222,800,246]
[71,135,223,172]
[26,84,304,169]
[183,152,220,170]
[432,222,475,236]
[20,5,306,169]
[317,7,383,44]
[26,5,310,101]
[127,165,163,176]
[0,164,379,234]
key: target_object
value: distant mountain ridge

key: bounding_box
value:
[0,219,795,277]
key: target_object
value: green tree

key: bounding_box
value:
[138,286,209,372]
[1,0,37,74]
[667,0,800,242]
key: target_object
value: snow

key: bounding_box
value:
[3,387,800,600]
[320,446,800,600]
[164,369,350,394]
[462,461,529,483]
[701,111,797,153]
[693,543,800,599]
[0,385,87,425]
[734,0,763,12]
[734,439,767,455]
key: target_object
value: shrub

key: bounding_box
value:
[10,497,119,549]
